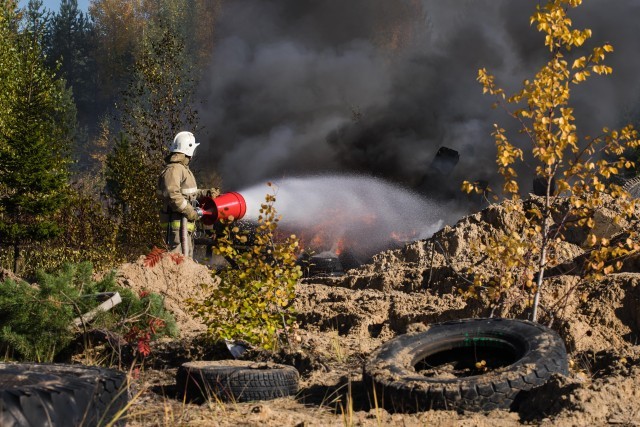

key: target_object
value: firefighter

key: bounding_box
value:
[158,131,217,257]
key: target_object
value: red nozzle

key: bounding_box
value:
[198,191,247,225]
[213,192,246,221]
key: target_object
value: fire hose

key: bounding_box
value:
[180,216,190,256]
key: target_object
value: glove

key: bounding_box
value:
[185,207,199,221]
[207,187,221,198]
[195,207,204,218]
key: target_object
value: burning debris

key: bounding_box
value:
[237,175,449,276]
[417,146,460,199]
[194,176,447,276]
[238,175,450,266]
[291,210,412,277]
[298,251,344,278]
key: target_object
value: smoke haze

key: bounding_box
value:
[194,0,640,196]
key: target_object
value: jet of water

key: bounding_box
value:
[238,174,460,260]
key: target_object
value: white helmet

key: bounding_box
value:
[170,131,200,157]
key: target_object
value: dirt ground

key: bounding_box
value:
[115,197,640,426]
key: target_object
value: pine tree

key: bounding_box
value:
[105,25,198,258]
[0,0,76,273]
[45,0,96,125]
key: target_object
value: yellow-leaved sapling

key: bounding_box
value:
[463,0,640,322]
[189,183,302,350]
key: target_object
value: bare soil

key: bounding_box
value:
[113,197,640,426]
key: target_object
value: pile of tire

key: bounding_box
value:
[363,318,569,412]
[177,360,299,403]
[0,363,128,427]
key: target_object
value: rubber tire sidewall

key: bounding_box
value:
[0,363,128,427]
[176,360,299,403]
[363,318,569,412]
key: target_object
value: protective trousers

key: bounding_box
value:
[162,217,195,257]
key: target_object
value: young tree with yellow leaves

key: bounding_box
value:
[189,185,302,351]
[463,0,640,322]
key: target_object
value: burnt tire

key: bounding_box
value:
[176,360,299,403]
[363,318,568,413]
[0,363,128,427]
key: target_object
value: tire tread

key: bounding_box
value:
[363,318,569,412]
[177,361,299,403]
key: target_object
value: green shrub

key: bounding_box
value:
[0,188,122,278]
[0,262,177,362]
[190,186,302,351]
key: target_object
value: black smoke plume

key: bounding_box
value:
[194,0,640,197]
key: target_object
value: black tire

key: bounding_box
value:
[0,363,128,427]
[176,360,299,403]
[623,176,640,198]
[363,318,569,413]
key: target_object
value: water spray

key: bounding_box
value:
[236,174,460,262]
[195,175,462,271]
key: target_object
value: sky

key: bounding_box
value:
[21,0,90,13]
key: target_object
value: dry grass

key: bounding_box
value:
[120,366,375,427]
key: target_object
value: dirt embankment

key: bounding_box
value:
[114,196,640,426]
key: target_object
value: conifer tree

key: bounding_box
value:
[105,25,198,258]
[0,0,76,272]
[45,0,96,124]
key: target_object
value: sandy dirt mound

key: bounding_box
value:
[114,255,219,337]
[112,196,640,426]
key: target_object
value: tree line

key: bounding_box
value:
[0,0,221,275]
